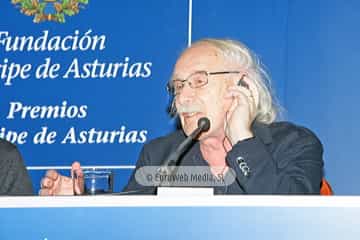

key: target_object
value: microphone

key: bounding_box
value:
[157,117,210,176]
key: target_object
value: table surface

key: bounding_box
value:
[0,195,360,208]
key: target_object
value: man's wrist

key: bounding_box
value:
[230,130,254,145]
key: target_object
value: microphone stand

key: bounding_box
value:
[157,117,210,177]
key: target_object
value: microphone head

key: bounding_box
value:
[197,117,210,132]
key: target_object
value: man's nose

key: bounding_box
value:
[177,83,196,105]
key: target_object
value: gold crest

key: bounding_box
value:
[11,0,89,23]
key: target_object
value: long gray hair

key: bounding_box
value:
[169,38,281,124]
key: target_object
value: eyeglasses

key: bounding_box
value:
[167,70,243,96]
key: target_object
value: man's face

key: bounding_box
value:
[172,44,233,139]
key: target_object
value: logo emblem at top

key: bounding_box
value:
[11,0,89,23]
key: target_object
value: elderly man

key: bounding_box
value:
[40,38,324,195]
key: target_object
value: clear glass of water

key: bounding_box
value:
[83,169,113,195]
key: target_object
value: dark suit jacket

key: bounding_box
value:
[123,121,324,194]
[0,139,33,195]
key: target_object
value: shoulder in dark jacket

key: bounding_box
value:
[0,139,33,195]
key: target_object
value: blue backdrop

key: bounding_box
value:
[0,0,358,194]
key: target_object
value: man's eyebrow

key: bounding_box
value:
[170,74,183,81]
[171,70,206,81]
